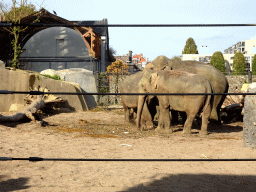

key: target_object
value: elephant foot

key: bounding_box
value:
[137,127,143,132]
[164,128,173,134]
[182,130,191,135]
[199,130,208,136]
[146,122,156,130]
[155,127,165,133]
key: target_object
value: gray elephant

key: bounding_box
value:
[150,55,229,123]
[136,69,213,135]
[119,72,157,129]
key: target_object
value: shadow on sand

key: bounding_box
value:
[0,176,30,191]
[123,173,256,192]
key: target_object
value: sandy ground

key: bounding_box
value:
[0,109,256,192]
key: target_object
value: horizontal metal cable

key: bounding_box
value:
[19,56,97,62]
[1,23,256,28]
[0,90,255,96]
[1,157,256,162]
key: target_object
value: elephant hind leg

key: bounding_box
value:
[200,104,211,135]
[210,107,218,121]
[182,113,196,135]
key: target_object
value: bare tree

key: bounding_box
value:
[0,0,44,69]
[109,46,117,62]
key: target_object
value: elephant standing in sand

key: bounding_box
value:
[149,55,229,124]
[119,72,157,129]
[137,69,213,135]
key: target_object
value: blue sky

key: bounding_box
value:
[32,0,256,60]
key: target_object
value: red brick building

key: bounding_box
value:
[114,51,150,73]
[132,54,147,69]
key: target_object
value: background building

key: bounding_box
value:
[224,39,256,55]
[0,9,112,73]
[114,50,149,73]
[132,54,147,69]
[182,38,256,72]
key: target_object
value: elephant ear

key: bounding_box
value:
[150,72,159,89]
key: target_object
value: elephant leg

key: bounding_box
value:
[129,109,135,122]
[123,105,130,122]
[210,95,223,123]
[183,113,196,135]
[179,112,187,124]
[135,109,152,131]
[142,102,154,129]
[210,95,225,124]
[200,104,211,135]
[156,103,172,133]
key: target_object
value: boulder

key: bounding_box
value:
[40,69,57,77]
[243,88,256,148]
[0,60,5,69]
[9,104,26,112]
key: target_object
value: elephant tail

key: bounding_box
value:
[201,83,213,116]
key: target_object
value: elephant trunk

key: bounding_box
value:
[136,95,146,129]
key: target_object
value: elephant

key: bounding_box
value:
[150,55,229,124]
[136,69,213,135]
[119,72,157,129]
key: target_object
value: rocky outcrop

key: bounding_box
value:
[40,68,97,109]
[243,87,256,148]
[0,60,5,69]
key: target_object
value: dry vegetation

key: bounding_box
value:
[0,106,244,140]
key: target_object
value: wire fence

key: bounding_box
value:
[1,23,256,27]
[0,90,256,96]
[1,157,256,162]
[1,22,256,162]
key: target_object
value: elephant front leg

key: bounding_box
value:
[156,104,172,134]
[123,106,130,122]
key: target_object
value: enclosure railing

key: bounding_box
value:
[1,22,256,162]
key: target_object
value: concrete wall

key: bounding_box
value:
[59,68,98,109]
[0,69,88,112]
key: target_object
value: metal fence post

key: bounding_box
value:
[96,71,100,103]
[248,71,252,83]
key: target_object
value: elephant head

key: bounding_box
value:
[151,55,172,71]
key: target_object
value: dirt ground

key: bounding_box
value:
[0,107,256,192]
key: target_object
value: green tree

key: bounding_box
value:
[0,0,43,69]
[232,52,246,75]
[252,54,256,75]
[182,37,198,54]
[209,51,226,72]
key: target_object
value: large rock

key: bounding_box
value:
[40,68,98,109]
[243,88,256,148]
[40,69,57,77]
[9,104,26,112]
[0,60,5,69]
